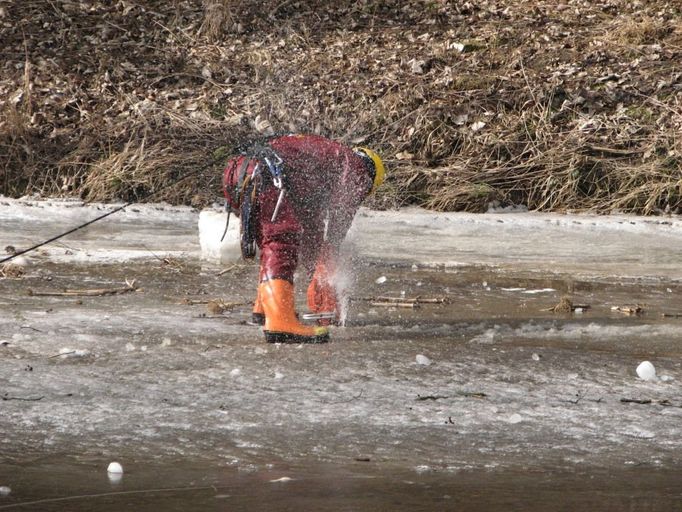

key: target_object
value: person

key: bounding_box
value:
[222,134,385,344]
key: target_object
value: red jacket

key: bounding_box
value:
[224,134,373,250]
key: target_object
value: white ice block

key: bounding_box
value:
[198,209,244,264]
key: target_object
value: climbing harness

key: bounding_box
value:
[239,166,259,259]
[263,153,287,222]
[221,143,287,260]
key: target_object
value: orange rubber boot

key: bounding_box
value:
[260,279,329,344]
[251,287,265,326]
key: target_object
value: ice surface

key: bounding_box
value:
[2,198,681,278]
[2,197,682,475]
[348,207,682,279]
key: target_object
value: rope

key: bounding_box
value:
[0,157,223,265]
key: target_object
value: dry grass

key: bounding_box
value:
[1,0,681,214]
[200,0,234,41]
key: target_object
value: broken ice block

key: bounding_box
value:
[198,209,243,264]
[416,354,431,366]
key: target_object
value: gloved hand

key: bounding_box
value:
[307,245,338,324]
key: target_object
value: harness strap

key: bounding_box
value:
[234,156,253,204]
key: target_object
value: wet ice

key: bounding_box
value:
[1,197,682,474]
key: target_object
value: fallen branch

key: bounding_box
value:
[355,295,449,305]
[217,264,239,276]
[28,279,138,297]
[661,312,682,318]
[459,391,487,399]
[0,263,25,278]
[611,305,643,315]
[179,297,247,314]
[621,398,680,407]
[542,297,591,313]
[2,393,44,401]
[371,301,419,308]
[48,351,75,359]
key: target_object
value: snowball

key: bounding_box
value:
[0,486,10,496]
[415,354,431,366]
[375,276,387,284]
[636,361,657,381]
[107,462,123,474]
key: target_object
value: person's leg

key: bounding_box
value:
[256,186,328,343]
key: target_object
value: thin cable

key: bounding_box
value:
[0,157,223,265]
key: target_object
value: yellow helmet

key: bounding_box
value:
[355,147,385,194]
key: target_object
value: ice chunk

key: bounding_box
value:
[636,361,657,381]
[58,348,90,358]
[10,255,30,266]
[198,209,243,264]
[375,276,387,284]
[0,486,10,496]
[508,413,523,424]
[230,368,241,377]
[660,375,674,382]
[269,477,292,483]
[416,354,431,366]
[107,462,123,474]
[531,353,541,361]
[470,329,496,344]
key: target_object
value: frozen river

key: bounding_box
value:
[1,197,682,510]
